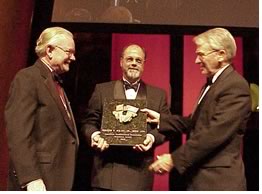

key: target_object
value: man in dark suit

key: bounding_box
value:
[5,27,79,191]
[142,28,251,190]
[81,44,170,190]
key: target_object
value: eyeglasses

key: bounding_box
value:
[123,56,144,65]
[196,50,218,58]
[55,45,75,57]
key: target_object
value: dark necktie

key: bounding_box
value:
[198,77,213,103]
[123,80,139,92]
[206,77,213,87]
[53,73,63,85]
[52,73,72,120]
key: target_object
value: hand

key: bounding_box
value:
[133,134,154,152]
[149,154,174,175]
[140,108,160,124]
[27,179,46,191]
[91,132,109,152]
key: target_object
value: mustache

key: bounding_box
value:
[128,67,139,71]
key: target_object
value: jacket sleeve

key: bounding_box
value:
[81,84,103,146]
[169,79,251,175]
[159,114,192,136]
[5,71,42,187]
[148,89,172,146]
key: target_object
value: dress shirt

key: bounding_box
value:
[198,64,230,104]
[122,78,140,99]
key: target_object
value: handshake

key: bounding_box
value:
[111,107,173,175]
[141,109,175,174]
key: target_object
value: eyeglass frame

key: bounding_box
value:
[123,56,145,65]
[55,45,75,57]
[196,50,219,58]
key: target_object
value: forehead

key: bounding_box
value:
[123,46,145,57]
[195,43,211,53]
[56,35,75,47]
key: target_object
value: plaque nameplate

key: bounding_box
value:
[101,99,147,146]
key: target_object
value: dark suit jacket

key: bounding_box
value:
[81,80,170,190]
[5,60,79,190]
[159,65,251,190]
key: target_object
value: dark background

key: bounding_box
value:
[52,0,258,27]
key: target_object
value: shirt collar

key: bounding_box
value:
[40,59,54,73]
[211,64,230,84]
[122,77,140,85]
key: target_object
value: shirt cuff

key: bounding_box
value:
[91,131,101,141]
[147,133,155,144]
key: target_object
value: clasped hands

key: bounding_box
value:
[141,108,174,175]
[91,132,154,152]
[149,154,174,175]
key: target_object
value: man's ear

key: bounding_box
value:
[120,58,124,68]
[217,49,226,62]
[46,45,54,59]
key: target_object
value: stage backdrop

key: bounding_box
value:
[111,33,170,191]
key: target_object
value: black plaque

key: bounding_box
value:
[101,99,147,146]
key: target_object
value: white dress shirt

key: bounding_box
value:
[198,64,230,104]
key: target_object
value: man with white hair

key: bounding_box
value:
[142,28,251,190]
[5,27,78,191]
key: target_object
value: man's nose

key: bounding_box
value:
[195,56,201,64]
[131,61,138,66]
[70,54,76,61]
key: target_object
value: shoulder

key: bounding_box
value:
[12,65,40,84]
[93,81,118,94]
[143,83,168,101]
[215,69,250,97]
[7,65,41,100]
[223,69,249,89]
[144,82,166,94]
[95,80,119,89]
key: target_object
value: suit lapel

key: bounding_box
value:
[191,65,234,120]
[63,92,79,144]
[191,84,206,118]
[36,61,78,140]
[200,65,234,104]
[136,81,147,100]
[114,80,126,99]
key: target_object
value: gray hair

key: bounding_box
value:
[35,27,73,57]
[193,28,237,62]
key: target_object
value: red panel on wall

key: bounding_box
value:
[111,33,170,191]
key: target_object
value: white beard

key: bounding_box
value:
[127,69,140,80]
